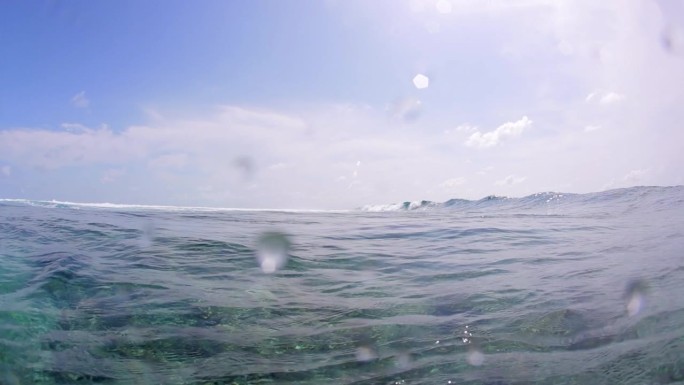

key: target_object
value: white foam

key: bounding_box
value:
[360,203,406,212]
[0,199,348,213]
[360,200,436,212]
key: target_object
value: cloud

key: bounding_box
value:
[388,97,422,122]
[101,168,125,184]
[465,116,532,149]
[440,177,466,188]
[1,165,10,177]
[599,92,626,105]
[476,166,494,176]
[71,91,90,108]
[300,0,682,203]
[0,124,146,170]
[443,124,477,140]
[444,124,477,135]
[603,169,649,190]
[61,123,91,132]
[148,153,189,170]
[495,174,527,186]
[1,1,683,208]
[0,105,441,208]
[405,0,558,16]
[623,168,648,183]
[0,90,679,208]
[267,162,289,170]
[455,124,478,132]
[585,91,626,105]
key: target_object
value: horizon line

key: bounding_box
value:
[1,185,680,212]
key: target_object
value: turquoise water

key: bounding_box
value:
[1,186,683,384]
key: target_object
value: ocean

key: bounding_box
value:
[1,185,683,384]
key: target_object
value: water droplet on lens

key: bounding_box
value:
[626,293,643,316]
[662,25,684,54]
[139,221,154,248]
[467,347,484,366]
[425,20,440,34]
[260,257,278,274]
[413,74,429,89]
[395,350,412,369]
[355,345,378,362]
[624,279,648,317]
[409,0,425,13]
[234,155,255,180]
[255,232,290,274]
[436,0,452,14]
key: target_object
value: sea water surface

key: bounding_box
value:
[1,186,683,384]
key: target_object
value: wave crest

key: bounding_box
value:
[360,186,683,212]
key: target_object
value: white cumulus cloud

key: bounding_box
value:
[495,174,527,185]
[71,91,90,108]
[585,91,626,105]
[465,116,532,149]
[603,169,649,190]
[599,92,626,105]
[623,168,648,183]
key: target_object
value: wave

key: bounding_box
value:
[0,199,348,214]
[360,185,684,212]
[2,186,681,214]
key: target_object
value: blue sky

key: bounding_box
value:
[1,0,683,209]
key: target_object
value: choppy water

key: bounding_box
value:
[1,186,683,384]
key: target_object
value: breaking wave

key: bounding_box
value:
[0,199,347,213]
[360,185,684,212]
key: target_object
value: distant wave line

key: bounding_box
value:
[360,185,683,212]
[0,198,350,213]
